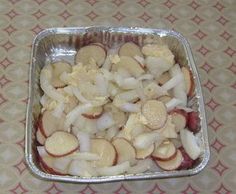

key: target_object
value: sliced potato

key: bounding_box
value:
[112,138,136,164]
[142,100,167,130]
[38,110,65,137]
[152,140,177,161]
[155,149,183,171]
[119,42,143,58]
[45,131,79,157]
[51,62,71,88]
[135,144,154,159]
[114,56,145,78]
[182,66,195,97]
[75,45,106,67]
[91,138,117,167]
[170,109,188,132]
[157,71,171,86]
[36,129,46,145]
[82,106,104,119]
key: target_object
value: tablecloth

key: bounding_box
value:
[0,0,235,193]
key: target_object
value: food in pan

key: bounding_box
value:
[36,41,201,177]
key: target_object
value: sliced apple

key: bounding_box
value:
[157,95,172,104]
[36,129,46,145]
[152,140,177,161]
[112,138,136,164]
[182,66,195,97]
[115,56,145,78]
[75,45,106,67]
[170,109,188,132]
[45,131,79,157]
[155,149,183,171]
[157,71,171,86]
[91,138,117,167]
[180,128,201,160]
[51,62,72,88]
[187,111,200,133]
[119,42,143,58]
[82,106,104,119]
[38,110,65,137]
[142,100,167,130]
[135,143,154,159]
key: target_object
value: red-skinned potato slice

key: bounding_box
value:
[119,42,143,58]
[51,62,71,88]
[187,111,200,133]
[112,138,136,163]
[178,146,195,170]
[82,106,104,119]
[36,129,46,145]
[142,100,167,130]
[155,149,183,171]
[90,42,106,50]
[75,45,106,67]
[157,72,171,86]
[135,143,154,159]
[182,66,195,96]
[39,154,68,175]
[45,131,79,157]
[170,109,188,132]
[157,95,172,104]
[115,56,145,78]
[38,110,65,137]
[91,138,117,167]
[152,140,177,161]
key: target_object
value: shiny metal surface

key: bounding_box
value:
[25,27,210,183]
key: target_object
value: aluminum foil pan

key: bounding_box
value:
[25,27,210,183]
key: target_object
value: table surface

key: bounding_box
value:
[0,0,235,193]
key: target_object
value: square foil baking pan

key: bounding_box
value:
[25,27,210,183]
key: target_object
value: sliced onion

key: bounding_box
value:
[52,102,65,118]
[119,77,139,89]
[97,161,130,176]
[68,160,96,177]
[65,103,92,129]
[37,146,47,157]
[165,98,182,111]
[127,159,152,174]
[72,86,89,103]
[53,157,72,171]
[63,86,74,96]
[134,55,145,65]
[176,106,194,113]
[40,65,65,102]
[95,74,108,96]
[77,131,90,152]
[138,74,154,81]
[161,74,182,91]
[96,112,114,131]
[106,126,119,140]
[119,103,141,113]
[40,94,49,107]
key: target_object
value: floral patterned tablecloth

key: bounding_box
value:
[0,0,235,193]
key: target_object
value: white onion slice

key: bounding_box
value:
[119,77,139,89]
[68,160,96,177]
[180,129,201,160]
[53,157,72,171]
[52,102,64,118]
[176,106,194,113]
[40,65,65,102]
[77,131,90,152]
[37,146,47,157]
[165,98,182,111]
[134,55,145,65]
[72,87,89,103]
[138,74,154,81]
[97,161,130,176]
[95,74,108,96]
[119,103,141,113]
[96,112,114,131]
[63,86,73,96]
[65,103,92,129]
[161,74,182,91]
[127,159,152,174]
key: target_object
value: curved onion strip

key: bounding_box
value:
[97,161,130,176]
[165,98,182,111]
[72,86,89,103]
[161,74,182,91]
[96,112,114,131]
[52,102,65,118]
[119,103,141,113]
[127,159,152,174]
[65,103,92,129]
[77,131,90,152]
[40,65,65,102]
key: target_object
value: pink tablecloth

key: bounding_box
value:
[0,0,235,193]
